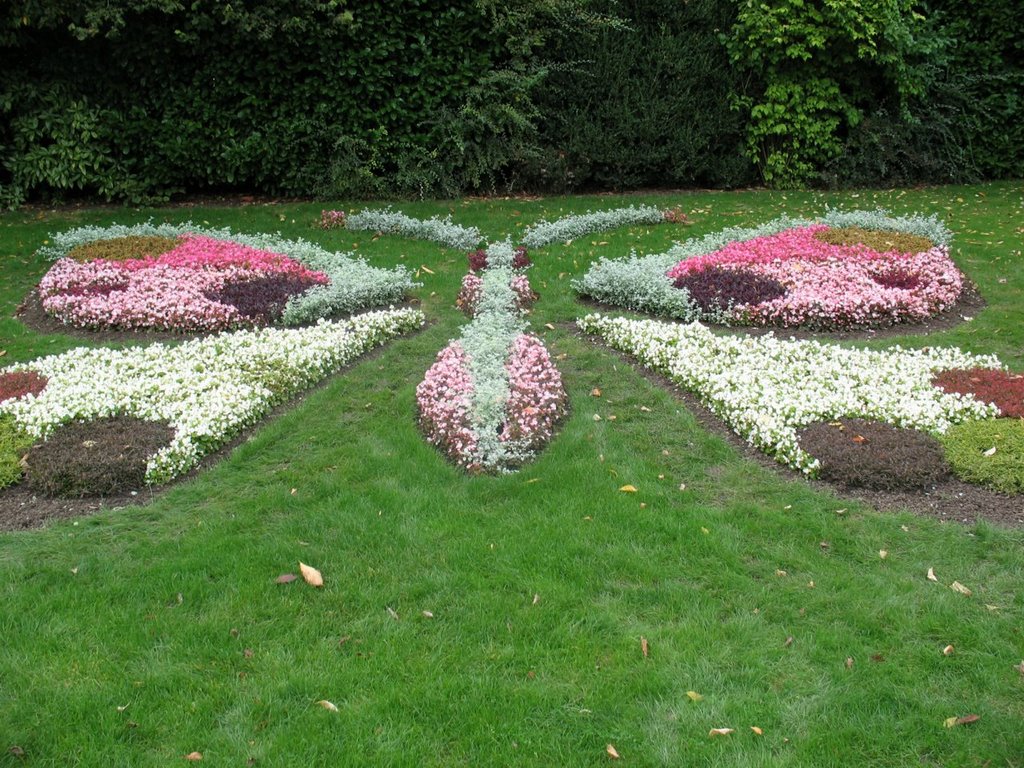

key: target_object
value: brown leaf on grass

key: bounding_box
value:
[591,388,602,397]
[299,563,323,588]
[982,446,997,457]
[783,636,794,648]
[950,581,972,596]
[606,744,620,759]
[927,568,938,582]
[419,265,435,274]
[386,606,400,621]
[956,714,980,725]
[317,700,339,712]
[686,691,703,702]
[750,726,763,736]
[845,657,854,669]
[709,728,735,737]
[275,573,298,584]
[9,746,25,757]
[619,485,637,493]
[1013,660,1024,676]
[640,636,649,658]
[544,323,556,331]
[871,653,885,663]
[942,645,955,656]
[879,550,889,560]
[422,610,434,619]
[184,752,203,761]
[852,434,868,444]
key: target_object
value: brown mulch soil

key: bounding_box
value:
[576,326,1024,529]
[580,280,988,342]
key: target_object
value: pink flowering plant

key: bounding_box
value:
[319,209,346,229]
[39,235,329,332]
[418,241,568,472]
[456,272,535,317]
[665,224,963,329]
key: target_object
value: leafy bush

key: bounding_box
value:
[345,208,482,250]
[0,414,34,489]
[797,418,950,491]
[673,266,787,313]
[67,236,180,263]
[0,370,48,402]
[814,227,935,255]
[941,419,1024,495]
[23,416,174,497]
[932,369,1024,418]
[521,205,663,249]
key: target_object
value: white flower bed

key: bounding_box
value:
[345,208,482,250]
[522,205,664,249]
[578,313,1000,474]
[0,308,424,484]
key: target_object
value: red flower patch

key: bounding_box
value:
[0,370,48,402]
[932,368,1024,418]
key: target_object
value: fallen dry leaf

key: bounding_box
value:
[619,485,638,493]
[591,388,602,397]
[422,610,434,619]
[299,562,323,588]
[955,714,980,726]
[386,606,400,621]
[879,550,889,560]
[641,636,649,659]
[544,323,556,331]
[317,700,339,712]
[1013,660,1024,676]
[942,645,955,656]
[184,752,203,761]
[686,691,703,702]
[950,581,972,596]
[275,573,298,584]
[783,636,794,648]
[775,569,788,577]
[845,657,854,669]
[982,446,997,457]
[750,726,763,736]
[419,265,435,274]
[927,568,938,582]
[709,728,735,737]
[606,744,620,759]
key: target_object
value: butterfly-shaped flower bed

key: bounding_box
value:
[577,210,967,332]
[34,223,416,333]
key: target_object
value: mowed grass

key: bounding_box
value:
[1,184,1023,766]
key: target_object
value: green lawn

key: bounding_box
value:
[1,184,1022,766]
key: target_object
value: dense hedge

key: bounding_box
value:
[1,0,1021,204]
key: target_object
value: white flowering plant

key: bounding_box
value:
[578,313,1000,475]
[0,308,424,485]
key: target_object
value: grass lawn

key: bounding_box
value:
[1,183,1022,766]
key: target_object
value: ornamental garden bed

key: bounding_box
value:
[575,210,981,334]
[21,222,417,337]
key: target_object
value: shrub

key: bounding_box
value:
[205,275,323,325]
[23,416,175,497]
[0,414,34,489]
[0,370,48,402]
[673,266,787,313]
[66,236,180,263]
[814,227,935,254]
[797,418,950,491]
[932,369,1024,418]
[941,419,1024,495]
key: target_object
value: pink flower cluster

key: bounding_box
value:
[502,334,568,449]
[319,210,346,229]
[456,273,536,316]
[416,334,568,469]
[38,236,328,332]
[416,342,478,465]
[666,225,964,329]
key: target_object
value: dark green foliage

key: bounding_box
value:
[23,416,174,497]
[941,419,1024,495]
[0,414,34,489]
[673,266,787,313]
[798,419,950,491]
[536,0,752,190]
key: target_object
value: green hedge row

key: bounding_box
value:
[1,0,1021,204]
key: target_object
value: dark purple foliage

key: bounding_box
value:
[205,274,321,324]
[467,246,531,273]
[673,266,787,312]
[872,268,922,290]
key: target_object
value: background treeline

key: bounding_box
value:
[1,0,1020,205]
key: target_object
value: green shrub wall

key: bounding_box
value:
[0,0,1020,204]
